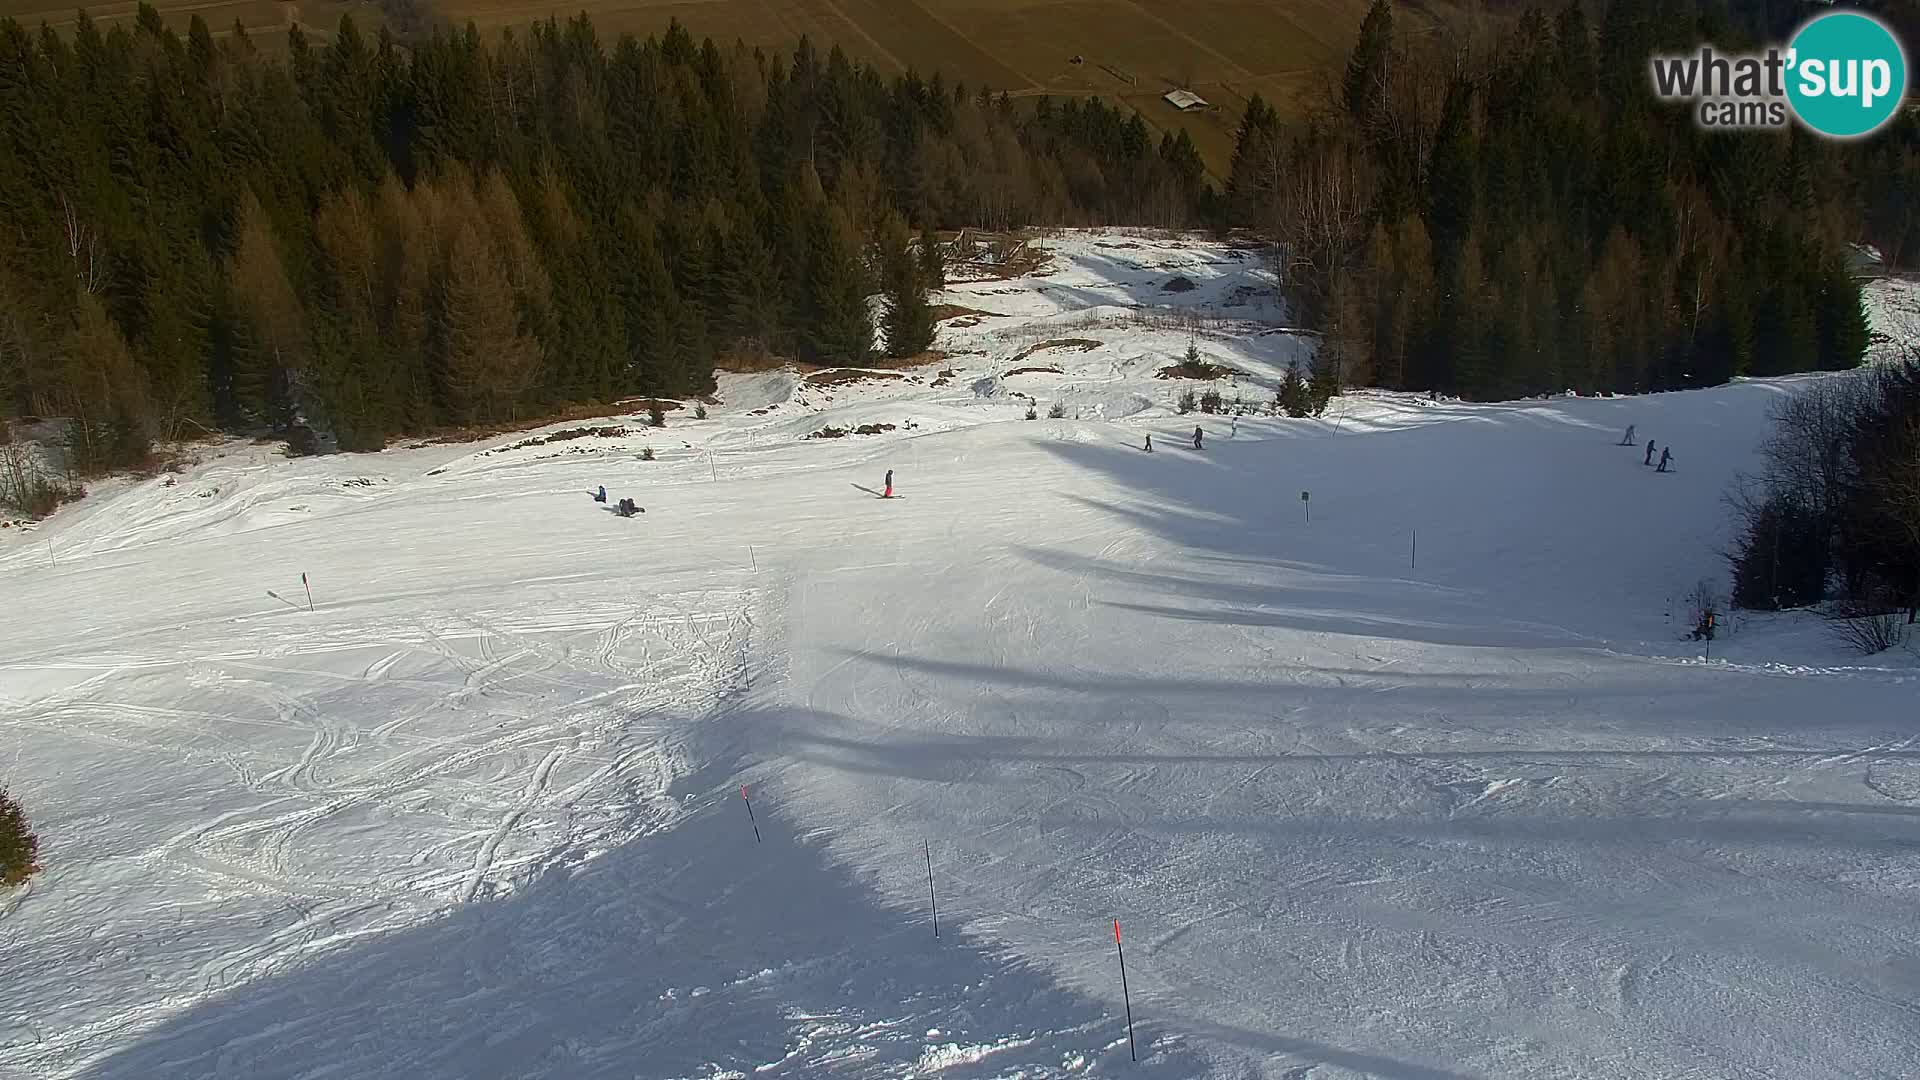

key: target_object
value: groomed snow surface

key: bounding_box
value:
[3,232,1919,1080]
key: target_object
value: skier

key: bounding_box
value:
[1620,424,1635,446]
[883,469,893,499]
[1231,416,1238,439]
[1192,425,1203,450]
[593,485,607,503]
[1144,434,1153,453]
[1657,447,1672,473]
[1644,439,1657,467]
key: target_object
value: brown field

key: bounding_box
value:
[1,0,1430,176]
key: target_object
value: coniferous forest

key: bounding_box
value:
[0,9,1209,466]
[2,0,1918,476]
[1224,0,1920,401]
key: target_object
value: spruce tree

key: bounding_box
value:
[1309,358,1341,416]
[881,215,934,359]
[1280,361,1310,417]
[918,223,946,289]
[1815,261,1869,371]
[805,204,873,364]
[0,788,38,888]
[1343,0,1393,120]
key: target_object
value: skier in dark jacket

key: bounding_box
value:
[1657,447,1672,473]
[1621,424,1635,446]
[1144,434,1153,453]
[883,469,893,498]
[593,485,607,503]
[1192,426,1203,450]
[1644,439,1657,467]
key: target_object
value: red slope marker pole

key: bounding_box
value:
[302,572,314,612]
[741,785,761,843]
[1115,918,1137,1062]
[925,839,939,938]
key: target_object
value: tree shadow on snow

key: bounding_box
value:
[73,756,1207,1080]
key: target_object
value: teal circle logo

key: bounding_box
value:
[1786,12,1907,138]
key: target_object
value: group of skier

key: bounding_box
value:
[1621,425,1673,473]
[592,485,643,517]
[1143,426,1206,453]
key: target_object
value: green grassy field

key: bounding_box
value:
[1,0,1395,176]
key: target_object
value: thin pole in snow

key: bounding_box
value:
[708,451,717,483]
[1411,528,1417,570]
[302,572,314,612]
[749,544,757,572]
[925,839,939,938]
[1114,919,1137,1062]
[46,540,54,570]
[741,785,761,843]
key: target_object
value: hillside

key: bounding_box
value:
[0,0,1396,176]
[2,232,1918,1079]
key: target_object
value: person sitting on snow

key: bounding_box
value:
[593,485,607,503]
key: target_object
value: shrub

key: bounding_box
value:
[1280,361,1311,417]
[1829,609,1910,654]
[639,446,655,461]
[1025,403,1037,420]
[1730,491,1827,610]
[648,403,666,428]
[1048,401,1066,419]
[1199,388,1223,414]
[1684,578,1723,641]
[695,403,708,420]
[0,789,39,888]
[1176,389,1197,415]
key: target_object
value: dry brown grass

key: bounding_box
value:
[801,368,908,388]
[931,303,1000,322]
[1007,338,1101,364]
[1157,359,1238,380]
[419,397,676,444]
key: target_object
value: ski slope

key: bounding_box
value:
[3,232,1919,1080]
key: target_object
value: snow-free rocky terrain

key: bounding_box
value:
[3,232,1919,1080]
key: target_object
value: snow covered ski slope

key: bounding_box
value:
[3,232,1919,1079]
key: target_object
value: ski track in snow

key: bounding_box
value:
[3,231,1920,1079]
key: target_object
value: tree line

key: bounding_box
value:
[1225,0,1917,401]
[1728,358,1920,651]
[0,10,1211,466]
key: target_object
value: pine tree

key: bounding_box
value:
[1309,358,1340,416]
[0,787,39,888]
[880,214,933,359]
[806,204,873,363]
[438,221,540,423]
[1227,94,1282,226]
[1815,259,1869,371]
[918,223,946,289]
[228,191,307,429]
[1343,0,1393,121]
[1280,361,1310,417]
[61,290,153,472]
